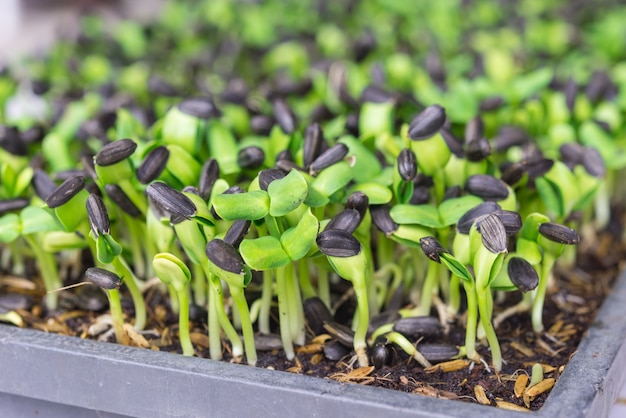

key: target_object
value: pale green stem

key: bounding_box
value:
[206,269,243,358]
[192,263,207,307]
[298,260,316,300]
[110,256,146,330]
[230,286,257,365]
[317,267,330,308]
[175,287,194,356]
[448,274,460,316]
[107,288,126,344]
[23,235,62,311]
[532,253,556,334]
[416,262,439,316]
[276,265,294,360]
[352,271,370,367]
[286,264,305,345]
[476,287,502,372]
[463,280,479,362]
[258,269,273,335]
[207,281,222,360]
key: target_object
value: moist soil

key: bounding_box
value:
[2,208,624,412]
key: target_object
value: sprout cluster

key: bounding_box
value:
[0,0,624,377]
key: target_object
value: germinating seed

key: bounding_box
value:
[457,201,501,234]
[465,136,491,162]
[85,267,121,290]
[538,223,581,245]
[371,337,391,369]
[508,257,539,292]
[397,148,417,181]
[316,229,361,257]
[199,158,220,200]
[205,239,245,274]
[477,213,508,254]
[393,316,441,339]
[86,193,110,237]
[273,99,296,134]
[94,138,137,166]
[581,146,606,177]
[104,184,142,218]
[137,146,169,184]
[303,297,332,336]
[420,236,447,263]
[45,175,86,208]
[237,146,265,169]
[418,344,460,362]
[344,191,369,220]
[309,143,349,174]
[465,174,509,201]
[500,162,526,186]
[370,204,399,235]
[178,97,221,119]
[223,219,251,249]
[145,182,197,220]
[0,198,29,215]
[258,168,287,191]
[325,209,361,234]
[303,123,324,169]
[408,104,446,140]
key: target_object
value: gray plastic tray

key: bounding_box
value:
[0,269,624,418]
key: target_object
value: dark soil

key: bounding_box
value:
[2,210,624,412]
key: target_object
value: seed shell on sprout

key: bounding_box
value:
[85,267,121,290]
[325,209,361,234]
[273,99,296,134]
[258,168,287,191]
[581,147,606,177]
[303,297,332,336]
[0,125,27,156]
[104,184,142,218]
[148,77,179,97]
[316,229,361,258]
[371,337,391,369]
[45,175,86,208]
[508,257,539,292]
[0,198,29,215]
[538,223,581,245]
[419,344,460,362]
[94,139,137,166]
[146,182,197,220]
[397,148,417,181]
[86,193,110,237]
[524,157,554,179]
[492,210,522,236]
[393,316,441,339]
[345,113,360,137]
[137,146,169,184]
[177,97,221,118]
[443,185,463,201]
[408,104,446,140]
[478,96,505,112]
[250,115,275,136]
[419,236,447,263]
[457,201,501,234]
[440,128,464,158]
[199,158,220,200]
[360,84,395,103]
[370,204,399,235]
[465,136,492,162]
[206,239,245,274]
[492,126,528,152]
[563,77,578,112]
[223,219,251,249]
[303,123,324,170]
[465,174,509,201]
[344,191,369,221]
[309,143,349,174]
[464,116,484,144]
[477,213,508,253]
[237,146,265,169]
[500,162,526,186]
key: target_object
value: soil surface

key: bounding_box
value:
[1,207,624,412]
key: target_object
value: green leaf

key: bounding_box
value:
[440,252,473,283]
[311,160,353,198]
[390,204,442,228]
[268,170,308,217]
[240,236,291,270]
[21,206,59,235]
[0,214,20,243]
[534,177,563,218]
[153,252,191,291]
[359,101,394,139]
[281,208,319,260]
[338,136,382,182]
[53,189,89,232]
[212,190,270,220]
[390,224,431,248]
[165,144,202,187]
[348,182,393,205]
[438,195,484,226]
[96,235,115,264]
[161,106,200,154]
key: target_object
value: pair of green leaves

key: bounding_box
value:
[0,206,59,243]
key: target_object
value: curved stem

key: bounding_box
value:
[276,266,295,360]
[175,287,194,356]
[230,286,257,365]
[23,234,62,311]
[532,254,555,334]
[110,256,146,330]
